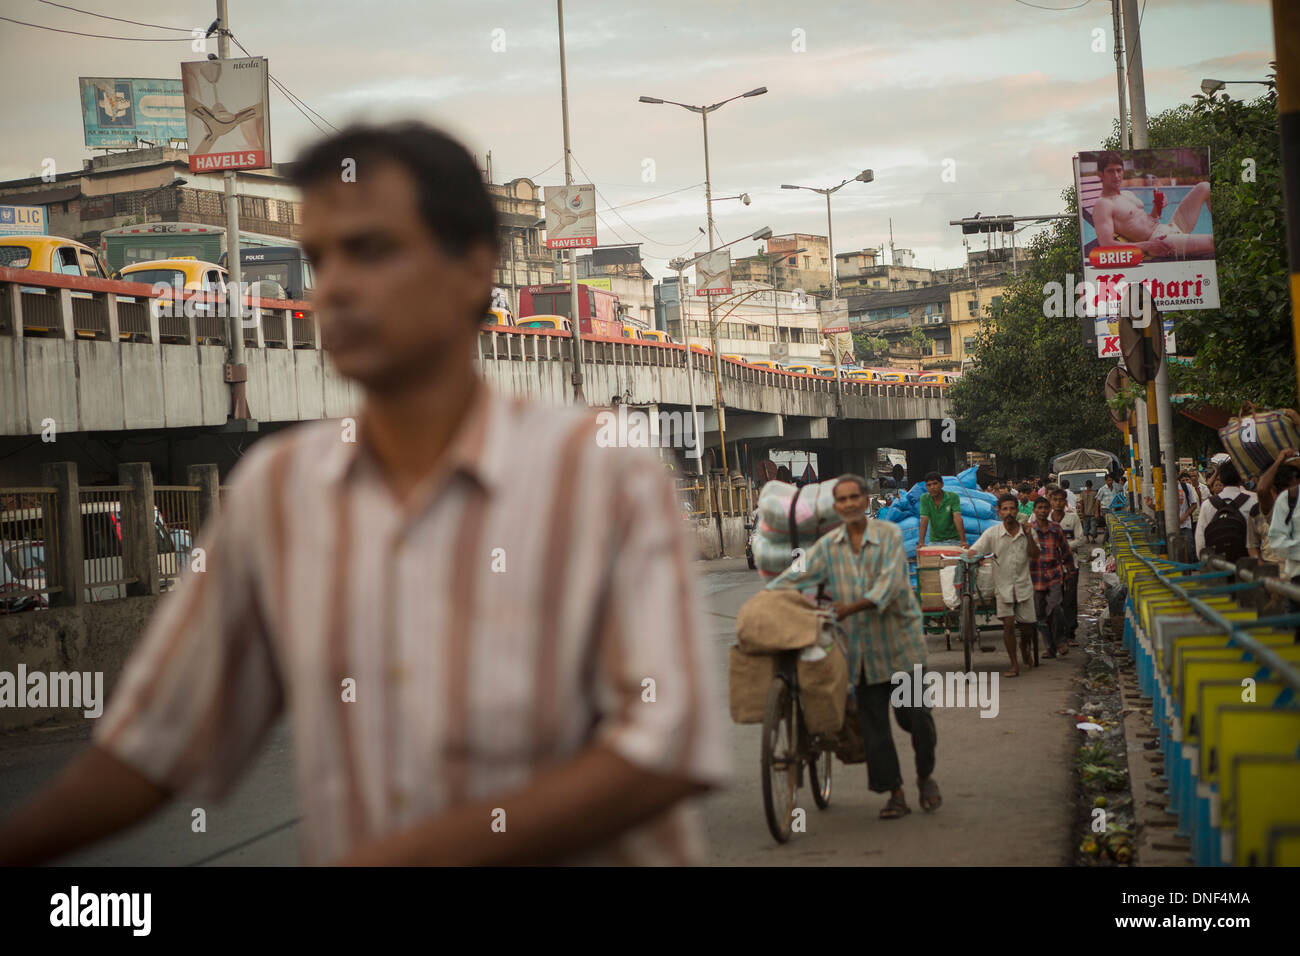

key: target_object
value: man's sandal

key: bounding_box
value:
[879,794,911,819]
[919,778,942,812]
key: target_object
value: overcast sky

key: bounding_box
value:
[0,0,1277,280]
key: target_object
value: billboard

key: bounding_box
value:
[78,78,187,148]
[543,185,597,248]
[694,249,732,296]
[580,277,612,291]
[819,299,849,334]
[1095,317,1176,358]
[0,206,47,237]
[1074,147,1219,312]
[180,57,271,172]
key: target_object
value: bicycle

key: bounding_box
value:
[760,611,844,844]
[941,552,996,673]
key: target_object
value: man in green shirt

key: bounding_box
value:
[1017,484,1034,518]
[918,471,966,545]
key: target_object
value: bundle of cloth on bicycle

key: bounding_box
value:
[727,589,862,757]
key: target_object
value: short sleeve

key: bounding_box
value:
[93,440,286,799]
[588,446,730,789]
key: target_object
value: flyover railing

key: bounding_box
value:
[2,269,950,401]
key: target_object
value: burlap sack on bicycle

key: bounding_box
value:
[735,588,821,654]
[727,645,775,724]
[831,691,867,763]
[797,641,848,734]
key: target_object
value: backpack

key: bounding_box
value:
[1203,493,1250,561]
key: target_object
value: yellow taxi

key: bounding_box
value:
[918,371,959,385]
[114,257,228,293]
[483,307,515,327]
[640,329,672,344]
[621,325,645,340]
[748,359,781,371]
[515,315,573,333]
[844,368,879,382]
[0,234,108,279]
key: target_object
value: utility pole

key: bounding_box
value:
[1110,0,1129,147]
[216,0,249,420]
[1123,0,1179,548]
[556,0,584,403]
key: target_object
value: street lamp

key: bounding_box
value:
[1200,78,1272,96]
[669,224,771,485]
[640,86,767,487]
[780,169,874,408]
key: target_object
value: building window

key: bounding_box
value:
[991,296,1002,309]
[968,300,978,316]
[963,336,975,351]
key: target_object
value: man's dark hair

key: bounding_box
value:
[1216,460,1242,487]
[1099,150,1124,172]
[1277,464,1300,488]
[997,493,1019,508]
[1061,479,1070,489]
[1085,480,1093,488]
[924,471,943,483]
[291,123,500,259]
[834,474,868,496]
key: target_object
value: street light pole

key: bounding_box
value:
[556,0,584,403]
[782,170,874,415]
[216,0,249,421]
[639,86,767,486]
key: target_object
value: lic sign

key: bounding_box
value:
[0,205,47,237]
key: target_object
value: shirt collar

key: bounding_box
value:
[319,379,505,494]
[831,518,884,549]
[996,521,1024,538]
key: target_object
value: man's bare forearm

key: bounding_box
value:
[337,743,707,866]
[0,744,170,865]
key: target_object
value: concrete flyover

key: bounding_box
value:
[0,267,955,474]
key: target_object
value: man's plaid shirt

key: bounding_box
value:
[1026,519,1073,591]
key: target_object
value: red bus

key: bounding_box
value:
[519,283,623,337]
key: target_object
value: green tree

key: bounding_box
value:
[950,83,1290,472]
[853,332,889,363]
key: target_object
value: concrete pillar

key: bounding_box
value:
[40,462,84,607]
[104,291,121,342]
[57,288,74,340]
[118,462,159,597]
[187,463,221,530]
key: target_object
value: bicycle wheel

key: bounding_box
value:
[760,678,797,843]
[808,742,832,809]
[961,592,975,673]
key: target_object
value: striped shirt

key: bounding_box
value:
[93,383,729,865]
[764,520,927,685]
[1026,519,1071,590]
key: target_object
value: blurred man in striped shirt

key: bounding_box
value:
[0,123,728,866]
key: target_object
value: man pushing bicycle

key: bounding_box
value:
[765,474,940,819]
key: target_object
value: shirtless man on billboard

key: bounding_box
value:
[1091,151,1214,260]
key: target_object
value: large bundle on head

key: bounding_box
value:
[752,479,845,578]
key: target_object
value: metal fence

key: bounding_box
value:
[0,487,62,613]
[155,486,200,587]
[78,486,136,600]
[676,474,754,519]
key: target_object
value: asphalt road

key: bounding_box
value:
[0,557,1089,866]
